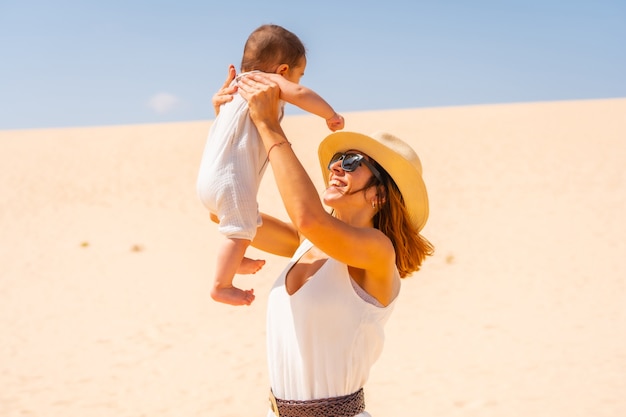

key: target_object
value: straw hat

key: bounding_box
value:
[318,131,429,232]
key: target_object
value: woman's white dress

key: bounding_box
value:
[265,239,400,416]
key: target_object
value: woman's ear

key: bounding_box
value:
[378,188,387,205]
[368,188,386,206]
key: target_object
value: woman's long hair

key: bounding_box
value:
[367,160,434,278]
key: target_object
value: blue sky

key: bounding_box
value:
[1,0,624,130]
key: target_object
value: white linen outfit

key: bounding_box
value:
[196,78,284,240]
[265,239,400,417]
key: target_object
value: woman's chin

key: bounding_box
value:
[322,187,344,205]
[322,188,341,207]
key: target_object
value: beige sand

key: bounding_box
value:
[1,98,625,416]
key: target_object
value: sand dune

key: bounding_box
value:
[1,98,625,416]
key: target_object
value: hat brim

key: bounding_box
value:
[318,131,429,232]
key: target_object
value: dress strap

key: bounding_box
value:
[291,239,313,261]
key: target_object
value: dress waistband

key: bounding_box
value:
[269,388,365,417]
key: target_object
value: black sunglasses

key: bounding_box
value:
[328,152,383,183]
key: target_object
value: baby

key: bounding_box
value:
[196,24,344,305]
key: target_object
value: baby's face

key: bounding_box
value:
[284,56,306,84]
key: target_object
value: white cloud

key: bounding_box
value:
[147,93,181,114]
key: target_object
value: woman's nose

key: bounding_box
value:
[329,159,343,173]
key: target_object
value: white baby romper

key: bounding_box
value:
[196,80,284,240]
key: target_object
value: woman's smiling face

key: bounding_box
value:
[322,150,379,209]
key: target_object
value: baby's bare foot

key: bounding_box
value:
[237,257,265,274]
[211,286,255,306]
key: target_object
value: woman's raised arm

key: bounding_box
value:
[237,73,396,277]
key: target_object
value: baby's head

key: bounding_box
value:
[241,24,307,84]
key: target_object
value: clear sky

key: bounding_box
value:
[1,0,624,130]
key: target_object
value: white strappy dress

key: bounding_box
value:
[265,239,400,417]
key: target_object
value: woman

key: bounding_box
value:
[212,68,433,416]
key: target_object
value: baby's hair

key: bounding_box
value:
[241,24,306,73]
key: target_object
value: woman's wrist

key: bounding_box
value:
[256,118,285,142]
[255,122,291,158]
[267,141,292,160]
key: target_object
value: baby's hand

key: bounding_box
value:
[326,113,345,132]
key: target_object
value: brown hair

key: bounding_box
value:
[368,162,434,278]
[241,24,306,73]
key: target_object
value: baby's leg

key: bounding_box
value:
[212,238,256,306]
[237,257,265,274]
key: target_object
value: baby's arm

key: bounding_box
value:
[266,73,344,132]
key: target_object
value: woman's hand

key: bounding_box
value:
[236,72,282,128]
[212,64,237,116]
